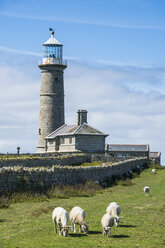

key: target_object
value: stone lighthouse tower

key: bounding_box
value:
[37,29,67,153]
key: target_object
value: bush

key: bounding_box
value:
[0,195,11,208]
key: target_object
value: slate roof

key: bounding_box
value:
[46,123,108,139]
[107,144,149,152]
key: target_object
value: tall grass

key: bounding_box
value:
[149,163,165,170]
[0,195,11,208]
[0,181,103,207]
[48,181,102,198]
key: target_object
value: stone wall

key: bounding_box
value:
[0,157,147,192]
[76,135,106,153]
[0,155,90,168]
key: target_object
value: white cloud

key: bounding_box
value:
[0,11,164,30]
[0,57,164,165]
[65,62,165,164]
[0,65,40,153]
[0,46,41,57]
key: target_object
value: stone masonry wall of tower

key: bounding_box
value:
[37,64,66,153]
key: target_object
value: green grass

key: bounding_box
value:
[79,161,104,167]
[0,153,86,160]
[0,167,165,248]
[79,160,115,167]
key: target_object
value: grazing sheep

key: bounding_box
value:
[101,213,114,236]
[106,202,122,227]
[144,186,150,196]
[52,207,70,237]
[152,169,156,174]
[69,206,89,234]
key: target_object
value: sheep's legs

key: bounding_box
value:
[107,229,111,237]
[54,220,57,233]
[114,218,118,227]
[59,229,62,236]
[74,223,76,233]
[79,225,82,232]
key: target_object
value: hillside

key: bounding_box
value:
[0,166,165,248]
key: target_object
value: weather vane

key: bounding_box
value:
[49,28,55,36]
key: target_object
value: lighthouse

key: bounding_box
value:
[37,29,67,153]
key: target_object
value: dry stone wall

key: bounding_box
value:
[0,157,147,192]
[0,155,89,168]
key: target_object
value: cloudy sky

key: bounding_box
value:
[0,0,165,165]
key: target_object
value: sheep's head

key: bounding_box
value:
[82,223,89,234]
[115,217,120,227]
[144,186,150,196]
[115,216,123,226]
[104,227,111,236]
[62,226,69,237]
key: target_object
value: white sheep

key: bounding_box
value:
[101,213,114,236]
[106,202,122,227]
[52,207,70,237]
[144,186,150,196]
[69,206,89,234]
[152,169,156,174]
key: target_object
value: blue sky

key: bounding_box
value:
[0,0,165,164]
[1,0,165,65]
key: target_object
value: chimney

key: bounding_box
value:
[77,110,88,126]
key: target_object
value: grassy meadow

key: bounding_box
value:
[0,166,165,248]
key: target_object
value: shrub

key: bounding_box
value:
[0,195,11,208]
[132,172,140,179]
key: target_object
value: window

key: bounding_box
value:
[60,137,65,144]
[39,128,41,135]
[49,141,53,145]
[69,137,72,144]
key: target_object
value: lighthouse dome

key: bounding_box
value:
[43,35,62,46]
[42,29,66,65]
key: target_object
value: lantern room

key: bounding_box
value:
[42,29,64,65]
